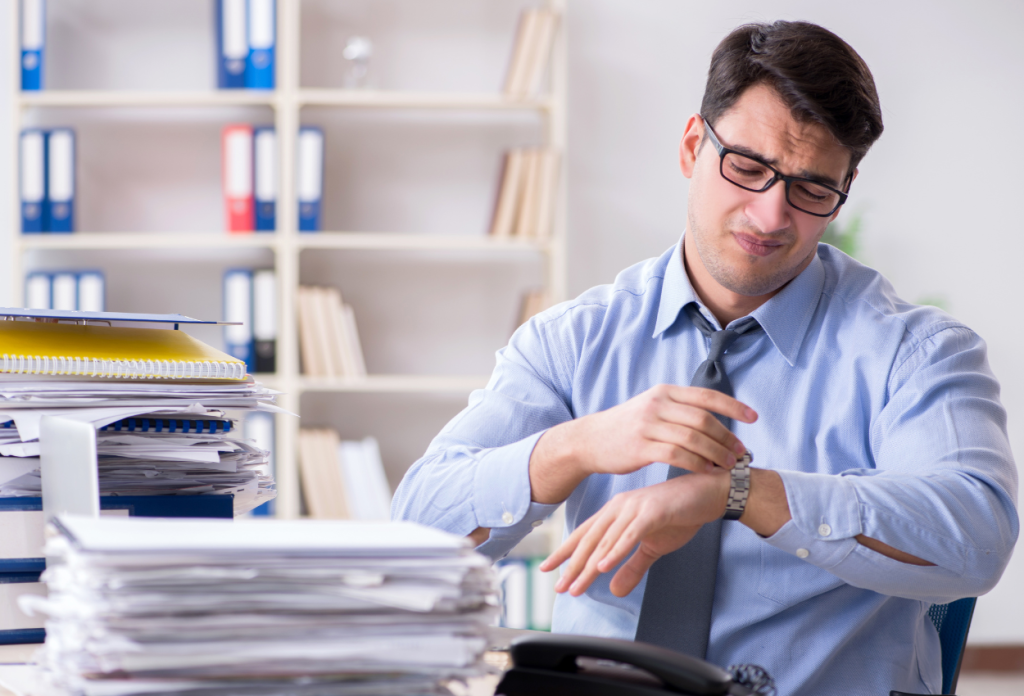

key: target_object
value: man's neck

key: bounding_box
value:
[681,233,776,327]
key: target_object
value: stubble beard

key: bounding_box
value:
[688,206,812,298]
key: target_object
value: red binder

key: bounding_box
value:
[222,124,254,233]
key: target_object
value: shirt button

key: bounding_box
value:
[531,520,543,528]
[796,548,810,559]
[818,524,832,537]
[502,511,514,524]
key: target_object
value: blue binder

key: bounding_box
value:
[244,411,275,517]
[20,0,45,91]
[253,126,276,231]
[19,129,46,233]
[46,128,75,233]
[297,127,324,232]
[23,272,51,309]
[246,0,275,89]
[223,269,254,370]
[0,571,44,645]
[216,0,248,89]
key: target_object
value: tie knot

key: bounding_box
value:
[684,304,761,363]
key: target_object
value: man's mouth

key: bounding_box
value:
[733,232,785,257]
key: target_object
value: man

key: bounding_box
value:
[392,20,1018,695]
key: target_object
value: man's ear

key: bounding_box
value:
[679,114,704,179]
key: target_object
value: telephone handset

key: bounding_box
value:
[494,633,763,696]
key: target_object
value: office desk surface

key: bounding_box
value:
[0,644,508,696]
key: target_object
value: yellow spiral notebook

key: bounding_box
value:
[0,321,246,381]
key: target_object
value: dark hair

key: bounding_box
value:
[700,21,883,174]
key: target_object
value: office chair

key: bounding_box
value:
[890,597,976,696]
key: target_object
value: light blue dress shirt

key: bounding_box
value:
[392,239,1019,696]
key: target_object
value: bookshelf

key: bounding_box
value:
[8,0,568,521]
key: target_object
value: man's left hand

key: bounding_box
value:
[539,470,730,598]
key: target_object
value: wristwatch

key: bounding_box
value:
[722,450,753,521]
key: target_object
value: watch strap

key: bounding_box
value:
[723,451,752,521]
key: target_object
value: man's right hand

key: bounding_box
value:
[528,384,757,505]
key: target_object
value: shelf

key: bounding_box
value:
[297,233,550,252]
[17,90,551,112]
[17,90,276,108]
[16,233,280,250]
[298,90,551,111]
[299,375,489,393]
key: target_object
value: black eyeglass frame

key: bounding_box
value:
[701,116,850,218]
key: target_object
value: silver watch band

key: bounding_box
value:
[723,450,753,521]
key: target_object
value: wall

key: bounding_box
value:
[1,0,1022,643]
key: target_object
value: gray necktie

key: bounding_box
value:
[634,303,762,658]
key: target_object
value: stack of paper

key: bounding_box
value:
[0,375,282,515]
[23,515,498,696]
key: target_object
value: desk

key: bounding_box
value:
[0,644,509,696]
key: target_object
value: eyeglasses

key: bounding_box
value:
[701,117,849,218]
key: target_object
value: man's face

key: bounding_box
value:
[682,83,853,298]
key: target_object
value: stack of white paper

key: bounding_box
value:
[0,376,283,515]
[23,516,498,696]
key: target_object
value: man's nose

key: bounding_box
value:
[745,180,792,234]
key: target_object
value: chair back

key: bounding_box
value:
[927,597,976,694]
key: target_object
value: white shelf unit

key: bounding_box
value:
[8,0,568,520]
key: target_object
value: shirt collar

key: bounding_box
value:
[653,235,825,367]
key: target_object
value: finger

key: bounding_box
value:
[540,516,593,573]
[596,515,650,573]
[609,544,662,598]
[655,401,747,456]
[570,504,640,594]
[645,420,739,470]
[558,507,619,594]
[665,386,758,424]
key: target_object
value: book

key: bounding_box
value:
[296,286,324,377]
[223,125,255,232]
[297,127,324,231]
[338,436,391,520]
[514,149,542,239]
[19,130,45,233]
[223,269,254,371]
[216,0,248,89]
[0,321,247,381]
[245,0,275,89]
[502,9,540,97]
[252,269,276,373]
[20,0,45,91]
[45,128,74,233]
[488,150,526,238]
[253,127,276,231]
[297,286,366,378]
[502,8,559,98]
[298,428,349,519]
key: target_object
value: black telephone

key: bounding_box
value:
[494,633,762,696]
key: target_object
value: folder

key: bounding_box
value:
[76,271,105,312]
[23,273,50,310]
[216,0,248,89]
[244,411,275,517]
[297,127,324,232]
[0,321,247,381]
[223,269,254,371]
[19,130,45,233]
[246,0,275,89]
[50,272,76,311]
[253,126,276,231]
[20,0,45,91]
[45,128,74,233]
[252,268,276,372]
[0,572,45,644]
[222,125,254,233]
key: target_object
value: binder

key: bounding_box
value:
[19,130,45,233]
[46,128,74,233]
[99,417,233,433]
[222,125,254,232]
[23,273,50,310]
[246,0,275,90]
[252,268,276,372]
[0,496,234,575]
[244,411,275,516]
[297,127,324,232]
[0,572,45,644]
[216,0,248,89]
[0,320,247,381]
[253,126,276,231]
[50,272,76,311]
[76,271,105,312]
[223,269,254,371]
[20,0,45,91]
[497,559,529,629]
